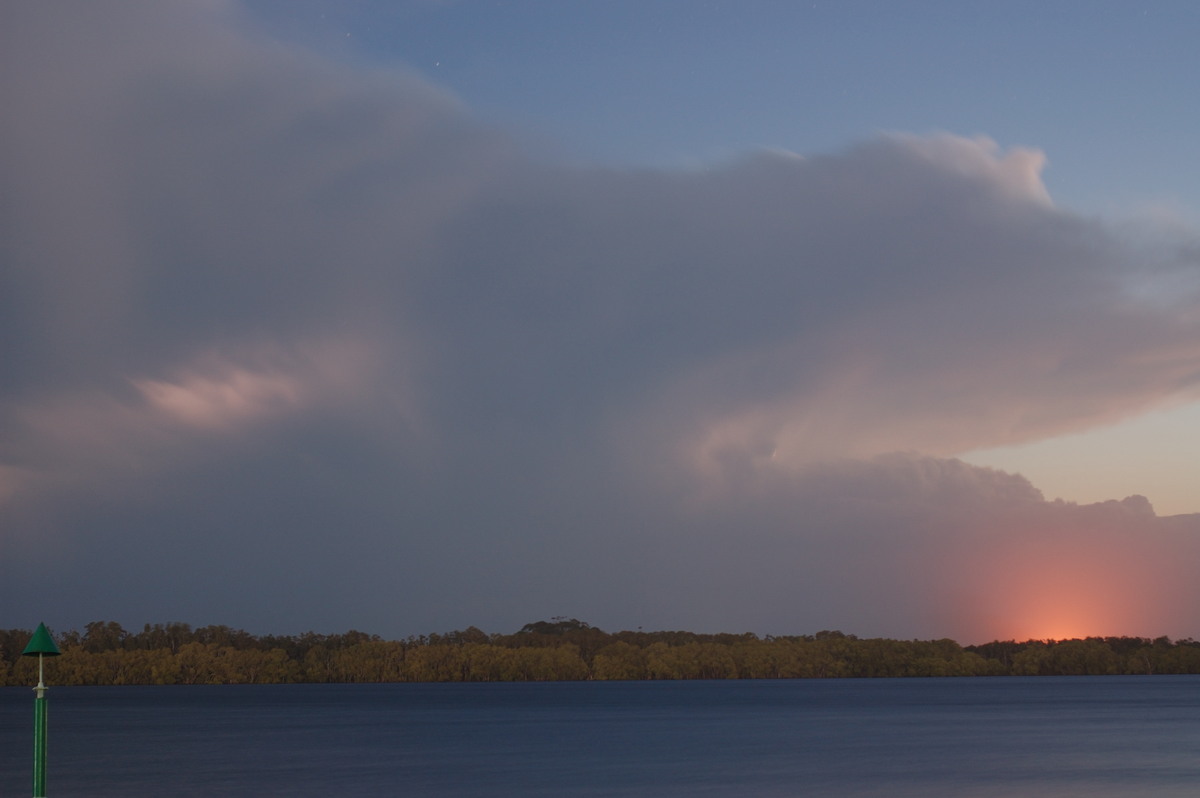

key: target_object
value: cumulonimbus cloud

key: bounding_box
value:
[3,0,1200,641]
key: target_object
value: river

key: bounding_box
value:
[2,676,1198,796]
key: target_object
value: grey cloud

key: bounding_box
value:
[3,1,1200,641]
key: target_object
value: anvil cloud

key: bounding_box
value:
[3,1,1200,643]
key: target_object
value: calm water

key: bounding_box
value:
[2,677,1199,796]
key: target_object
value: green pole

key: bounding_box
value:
[33,656,48,797]
[22,623,60,798]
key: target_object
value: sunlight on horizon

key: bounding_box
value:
[958,528,1173,645]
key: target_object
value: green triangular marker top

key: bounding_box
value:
[21,623,61,657]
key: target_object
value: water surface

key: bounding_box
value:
[2,677,1198,796]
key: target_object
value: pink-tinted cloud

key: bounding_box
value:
[135,370,301,431]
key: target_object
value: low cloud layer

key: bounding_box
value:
[4,1,1200,643]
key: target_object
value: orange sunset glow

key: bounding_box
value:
[957,522,1171,644]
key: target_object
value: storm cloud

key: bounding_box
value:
[4,1,1200,643]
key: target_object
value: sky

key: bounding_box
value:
[3,0,1200,645]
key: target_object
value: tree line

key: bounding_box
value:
[2,619,1199,686]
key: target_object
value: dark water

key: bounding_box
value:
[2,677,1199,796]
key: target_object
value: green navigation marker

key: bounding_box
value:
[22,623,61,658]
[22,623,60,798]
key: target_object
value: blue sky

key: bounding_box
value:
[243,0,1200,216]
[4,1,1200,644]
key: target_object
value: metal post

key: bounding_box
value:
[33,659,48,797]
[22,623,60,798]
